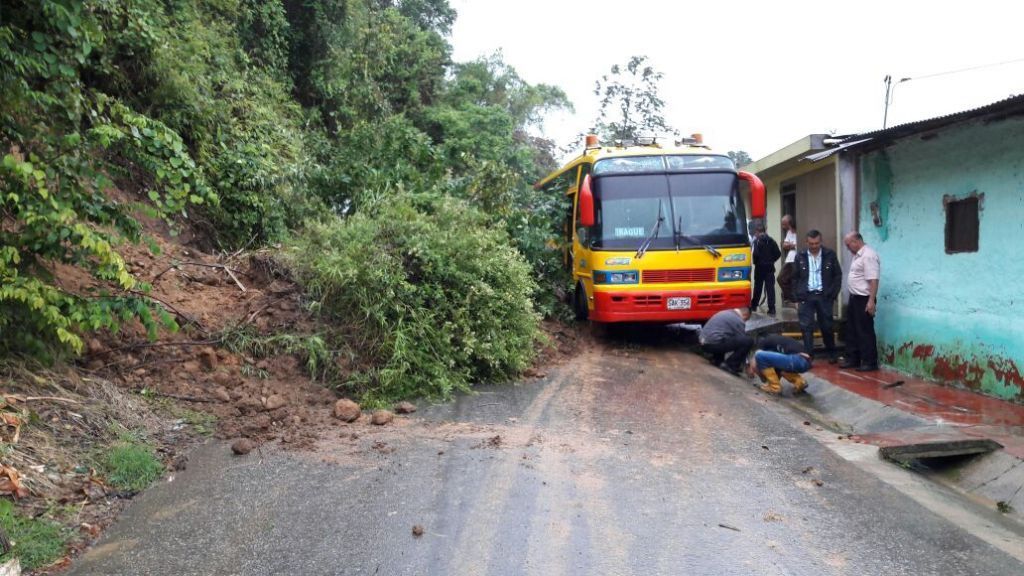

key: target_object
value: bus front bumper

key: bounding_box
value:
[589,287,750,323]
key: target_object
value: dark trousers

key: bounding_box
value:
[845,294,878,367]
[798,292,836,357]
[703,335,754,371]
[750,266,776,313]
[777,262,796,302]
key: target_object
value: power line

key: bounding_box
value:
[910,56,1024,81]
[882,56,1024,127]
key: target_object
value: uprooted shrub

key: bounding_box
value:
[286,197,540,404]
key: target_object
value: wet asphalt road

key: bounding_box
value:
[69,334,1024,575]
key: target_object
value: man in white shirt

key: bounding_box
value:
[840,232,881,372]
[777,215,798,303]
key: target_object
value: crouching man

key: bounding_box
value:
[700,307,753,375]
[748,334,811,395]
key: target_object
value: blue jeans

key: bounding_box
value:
[754,351,811,373]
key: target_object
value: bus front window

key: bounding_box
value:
[669,173,747,246]
[591,174,674,251]
[590,172,747,250]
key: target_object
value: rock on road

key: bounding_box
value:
[69,336,1024,575]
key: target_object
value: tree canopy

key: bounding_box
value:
[591,55,676,143]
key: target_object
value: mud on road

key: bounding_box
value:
[69,329,1024,576]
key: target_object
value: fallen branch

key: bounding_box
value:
[243,295,291,326]
[21,396,82,404]
[223,265,247,293]
[129,290,204,332]
[153,261,249,293]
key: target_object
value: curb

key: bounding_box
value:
[780,372,1024,524]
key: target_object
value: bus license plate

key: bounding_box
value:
[667,297,691,310]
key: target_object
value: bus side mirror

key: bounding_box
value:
[579,174,595,227]
[738,171,765,218]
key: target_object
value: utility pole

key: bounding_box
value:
[883,75,912,129]
[883,75,892,129]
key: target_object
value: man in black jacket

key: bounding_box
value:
[793,229,842,360]
[749,219,781,315]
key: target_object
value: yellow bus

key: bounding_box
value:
[536,135,765,323]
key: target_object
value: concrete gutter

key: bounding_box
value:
[780,373,1024,525]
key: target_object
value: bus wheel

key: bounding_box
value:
[573,283,589,321]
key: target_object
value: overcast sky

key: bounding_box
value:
[450,0,1024,162]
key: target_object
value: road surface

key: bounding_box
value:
[69,333,1024,575]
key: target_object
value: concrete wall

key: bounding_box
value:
[857,116,1024,402]
[762,157,839,250]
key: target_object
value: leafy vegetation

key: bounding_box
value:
[592,55,675,143]
[0,499,70,570]
[287,197,540,403]
[220,327,337,383]
[2,0,572,402]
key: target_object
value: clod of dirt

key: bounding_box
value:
[231,438,256,455]
[412,525,424,537]
[333,399,361,422]
[371,410,394,426]
[522,368,547,379]
[86,338,105,356]
[199,347,218,371]
[213,388,231,403]
[263,394,288,411]
[813,479,824,487]
[801,466,815,475]
[393,401,417,414]
[372,440,394,454]
[473,435,503,449]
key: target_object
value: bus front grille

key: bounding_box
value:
[642,268,715,283]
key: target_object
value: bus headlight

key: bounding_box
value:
[717,267,750,281]
[594,270,639,284]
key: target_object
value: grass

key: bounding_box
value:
[179,409,217,436]
[220,326,338,383]
[99,441,164,493]
[0,500,69,570]
[140,394,218,436]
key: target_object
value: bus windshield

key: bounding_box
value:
[590,172,747,250]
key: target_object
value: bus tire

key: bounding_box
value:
[573,283,589,321]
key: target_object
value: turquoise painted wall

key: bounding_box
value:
[858,116,1024,401]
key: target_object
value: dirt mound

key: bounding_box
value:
[71,233,344,449]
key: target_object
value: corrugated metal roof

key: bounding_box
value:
[836,93,1024,153]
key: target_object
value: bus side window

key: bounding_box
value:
[575,164,592,247]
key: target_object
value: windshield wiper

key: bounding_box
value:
[635,200,664,260]
[674,218,722,259]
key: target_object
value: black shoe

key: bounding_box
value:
[856,364,879,372]
[838,360,859,369]
[718,363,741,376]
[767,310,777,316]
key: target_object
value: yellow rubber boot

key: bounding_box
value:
[759,368,781,394]
[782,372,807,394]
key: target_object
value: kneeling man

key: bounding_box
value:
[748,334,811,395]
[700,307,753,375]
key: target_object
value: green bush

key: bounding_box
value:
[286,197,540,403]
